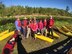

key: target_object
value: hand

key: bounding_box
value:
[49,27,51,28]
[18,30,20,32]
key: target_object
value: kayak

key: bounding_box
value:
[62,26,72,33]
[2,32,18,54]
[53,32,60,38]
[47,31,60,38]
[56,26,72,37]
[0,30,9,36]
[35,34,54,43]
[64,25,72,32]
[62,26,71,32]
[0,31,14,41]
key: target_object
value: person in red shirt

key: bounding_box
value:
[26,18,32,38]
[22,17,28,38]
[48,15,54,38]
[31,20,38,39]
[43,19,47,27]
[38,19,43,35]
[22,17,28,27]
[43,18,47,36]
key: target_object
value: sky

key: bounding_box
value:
[0,0,72,12]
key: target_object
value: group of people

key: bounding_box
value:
[15,15,54,39]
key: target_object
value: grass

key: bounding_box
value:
[0,37,11,54]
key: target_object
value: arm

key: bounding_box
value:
[15,21,19,31]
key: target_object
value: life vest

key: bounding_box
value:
[31,23,38,31]
[49,18,54,28]
[38,22,43,30]
[43,21,47,27]
[29,22,32,28]
[17,20,21,27]
[22,20,27,27]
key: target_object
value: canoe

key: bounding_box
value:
[2,32,18,54]
[0,30,9,36]
[64,25,72,32]
[35,34,54,43]
[47,31,60,38]
[56,26,72,37]
[62,26,71,32]
[0,31,14,41]
[52,32,60,38]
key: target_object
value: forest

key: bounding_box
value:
[0,2,72,17]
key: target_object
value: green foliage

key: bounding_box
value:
[0,18,16,25]
[0,2,72,17]
[0,2,5,17]
[0,23,15,32]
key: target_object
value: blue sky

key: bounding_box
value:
[1,0,72,11]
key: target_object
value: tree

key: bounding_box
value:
[0,4,72,17]
[0,2,5,9]
[0,2,5,16]
[66,6,70,12]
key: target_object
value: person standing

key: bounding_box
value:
[26,19,32,38]
[15,17,22,35]
[48,15,54,38]
[43,18,47,36]
[38,19,43,35]
[22,17,28,38]
[31,21,38,39]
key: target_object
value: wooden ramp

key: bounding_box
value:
[35,34,54,43]
[0,31,14,41]
[0,30,9,36]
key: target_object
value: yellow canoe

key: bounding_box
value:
[56,26,72,37]
[0,30,9,36]
[66,32,72,36]
[53,32,60,38]
[0,31,14,41]
[62,26,72,32]
[65,25,72,30]
[35,34,54,43]
[62,26,71,32]
[47,31,60,38]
